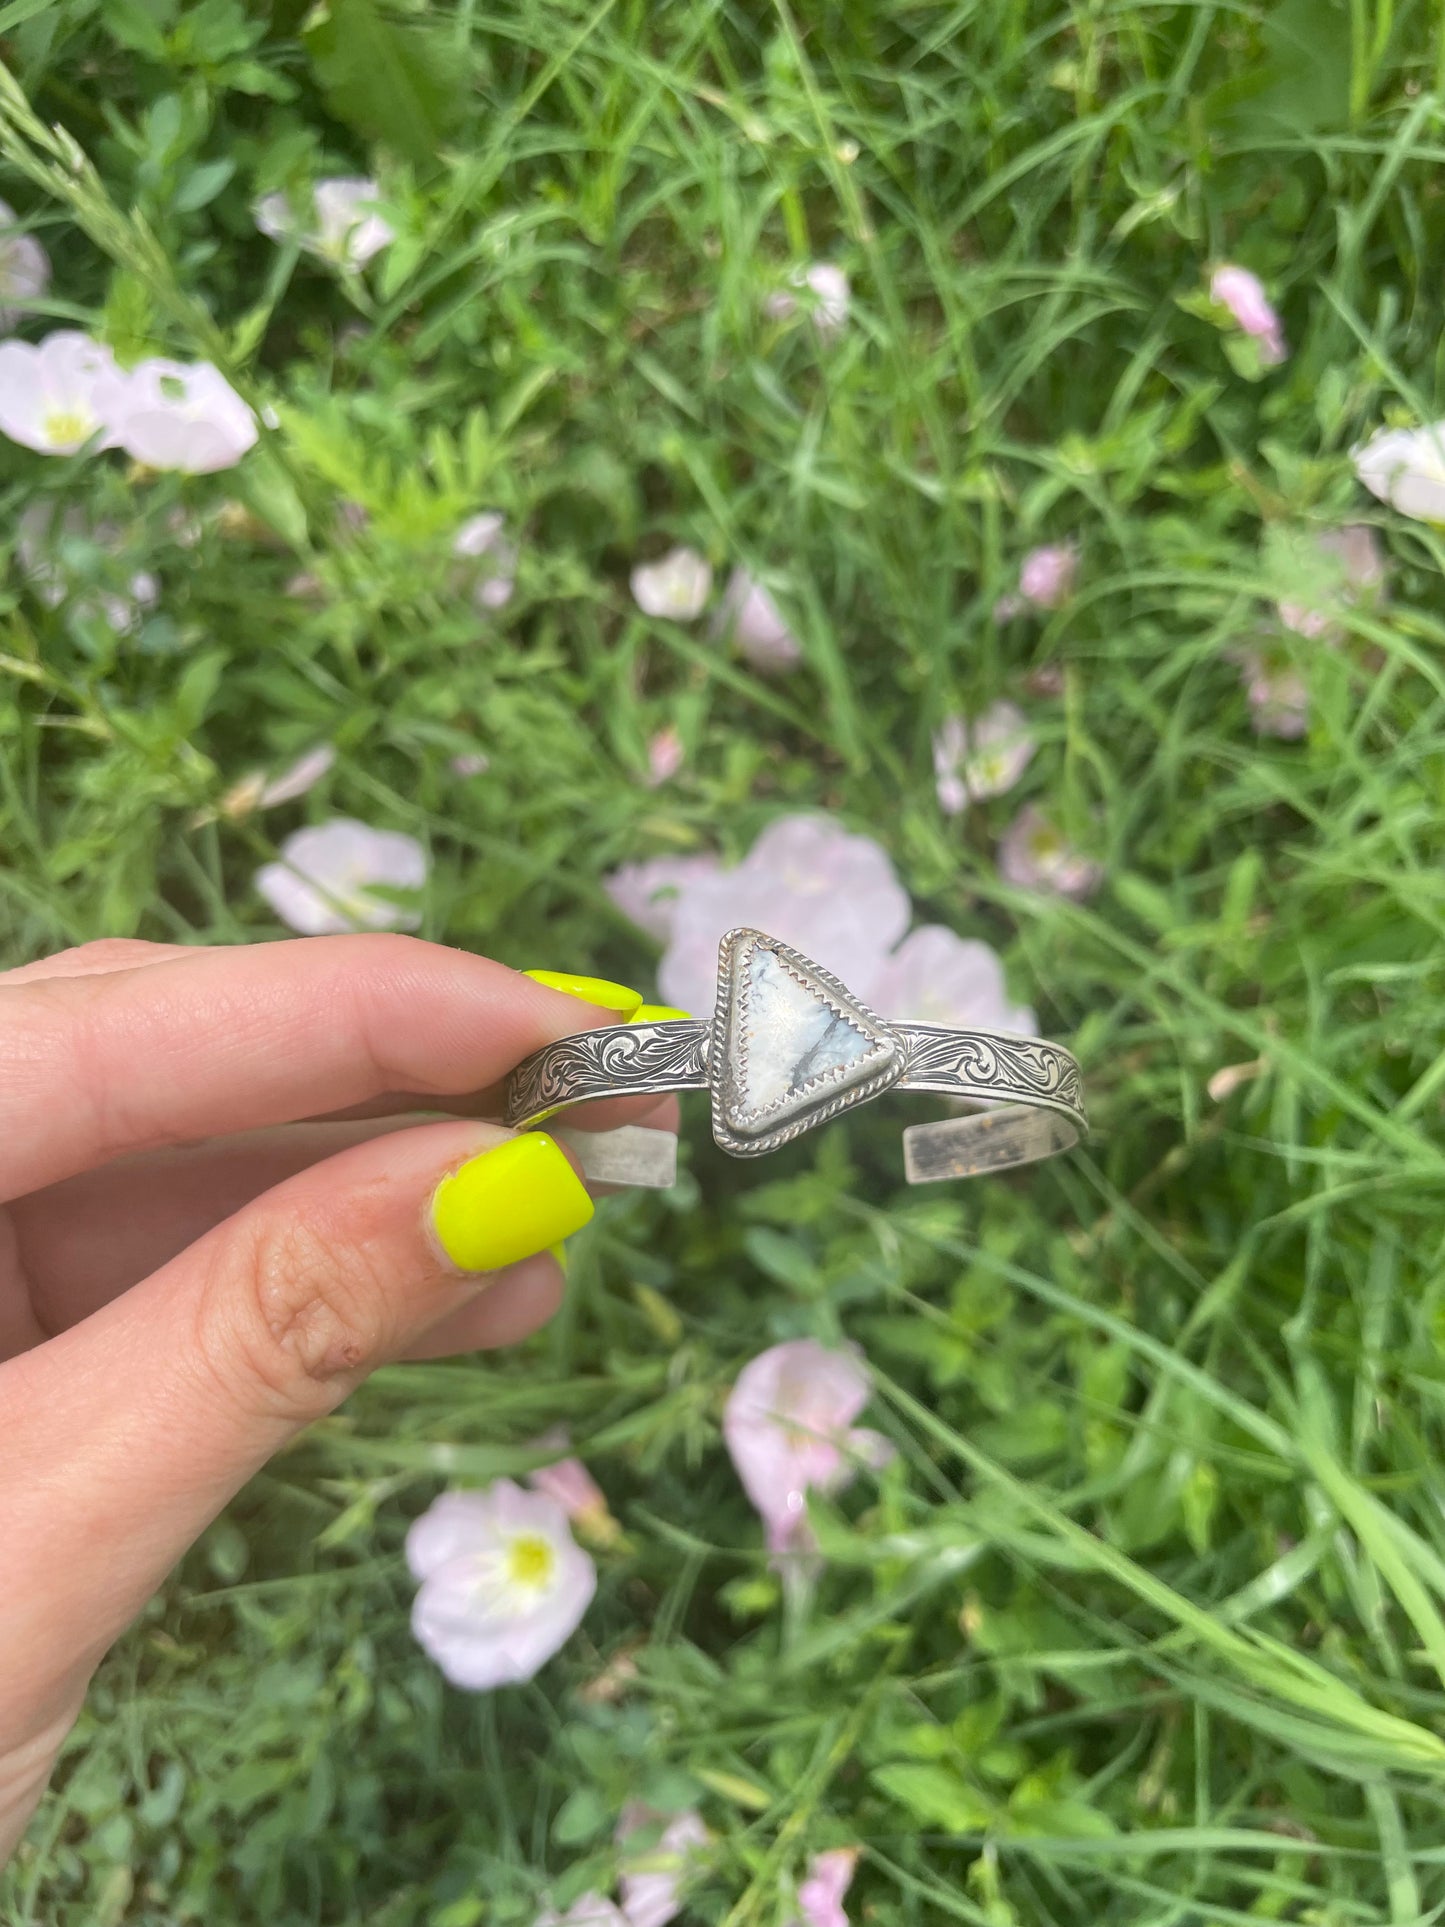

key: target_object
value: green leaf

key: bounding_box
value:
[302,0,464,164]
[742,1226,819,1295]
[173,157,236,213]
[0,0,62,30]
[232,447,309,551]
[694,1768,773,1813]
[1008,1797,1118,1840]
[871,1763,994,1833]
[552,1786,609,1847]
[99,0,175,57]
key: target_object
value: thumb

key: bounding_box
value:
[0,1120,591,1789]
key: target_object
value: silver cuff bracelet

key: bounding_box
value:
[506,927,1087,1190]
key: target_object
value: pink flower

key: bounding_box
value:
[536,1896,627,1927]
[869,926,1036,1033]
[451,750,491,777]
[526,1430,619,1547]
[406,1482,597,1691]
[765,263,851,338]
[605,816,1043,1033]
[650,815,912,1017]
[100,356,258,473]
[645,726,685,786]
[1210,264,1287,365]
[998,805,1102,900]
[0,199,49,331]
[1235,647,1310,739]
[255,817,427,934]
[1276,524,1385,640]
[604,852,724,943]
[631,546,713,620]
[1017,544,1078,610]
[723,1340,891,1559]
[793,1849,859,1927]
[453,511,517,609]
[616,1805,709,1927]
[714,566,802,671]
[932,700,1036,813]
[0,331,122,455]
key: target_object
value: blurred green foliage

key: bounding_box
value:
[7,0,1445,1922]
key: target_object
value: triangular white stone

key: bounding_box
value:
[711,929,904,1152]
[739,947,876,1117]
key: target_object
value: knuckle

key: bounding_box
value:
[204,1198,398,1421]
[62,938,162,972]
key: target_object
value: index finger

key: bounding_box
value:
[0,934,646,1200]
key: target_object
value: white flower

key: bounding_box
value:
[723,1340,891,1559]
[0,199,49,331]
[616,1805,710,1927]
[254,176,394,268]
[406,1482,597,1691]
[932,700,1036,814]
[255,744,336,807]
[998,804,1102,900]
[1209,264,1287,365]
[255,817,427,934]
[451,750,491,777]
[631,545,713,620]
[0,331,121,455]
[1353,423,1445,524]
[221,745,336,819]
[714,566,802,671]
[101,356,258,474]
[765,263,851,338]
[535,1898,627,1927]
[453,511,516,609]
[646,814,912,1017]
[869,926,1036,1033]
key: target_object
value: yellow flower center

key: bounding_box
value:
[43,409,91,447]
[506,1534,556,1588]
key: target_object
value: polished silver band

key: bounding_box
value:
[505,927,1086,1188]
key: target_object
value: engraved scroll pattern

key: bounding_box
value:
[898,1025,1087,1128]
[505,1021,711,1126]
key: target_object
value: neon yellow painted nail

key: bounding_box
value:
[629,1002,692,1023]
[431,1133,594,1273]
[523,969,644,1017]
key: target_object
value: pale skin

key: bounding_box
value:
[0,933,673,1861]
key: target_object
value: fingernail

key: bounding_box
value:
[629,1002,692,1023]
[431,1133,595,1273]
[524,968,644,1018]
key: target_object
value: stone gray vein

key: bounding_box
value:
[740,948,875,1116]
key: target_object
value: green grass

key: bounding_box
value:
[8,0,1445,1920]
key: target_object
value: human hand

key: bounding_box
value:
[0,934,663,1859]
